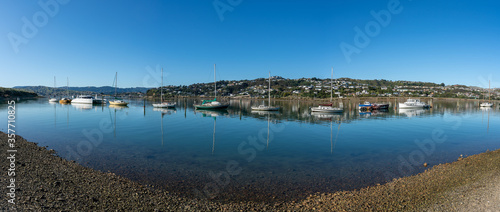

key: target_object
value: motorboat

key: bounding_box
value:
[59,97,71,104]
[398,99,430,109]
[71,95,105,104]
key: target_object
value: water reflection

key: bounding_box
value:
[71,103,93,110]
[398,108,429,117]
[2,98,499,203]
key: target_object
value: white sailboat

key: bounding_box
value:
[153,68,176,108]
[109,72,129,106]
[49,76,58,102]
[193,64,229,110]
[252,71,279,111]
[480,80,493,107]
[311,67,343,113]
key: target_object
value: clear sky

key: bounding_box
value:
[1,0,499,88]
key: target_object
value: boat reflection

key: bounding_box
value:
[251,110,280,116]
[311,112,341,120]
[398,108,429,117]
[153,107,176,115]
[71,103,93,110]
[195,109,228,117]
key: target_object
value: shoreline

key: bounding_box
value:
[1,132,499,211]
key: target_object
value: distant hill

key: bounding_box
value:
[14,86,150,97]
[0,87,38,98]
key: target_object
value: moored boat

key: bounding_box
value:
[311,67,343,113]
[71,95,105,104]
[311,105,343,113]
[480,80,493,107]
[251,71,280,111]
[59,77,72,104]
[152,68,175,108]
[109,72,129,106]
[398,99,430,109]
[193,64,229,110]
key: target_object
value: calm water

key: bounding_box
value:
[1,98,499,202]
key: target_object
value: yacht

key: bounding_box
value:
[71,95,105,104]
[398,99,430,109]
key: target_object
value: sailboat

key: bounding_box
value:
[59,77,72,104]
[109,72,129,106]
[49,76,58,102]
[152,68,175,108]
[251,71,280,111]
[480,80,493,107]
[193,64,229,110]
[311,68,343,113]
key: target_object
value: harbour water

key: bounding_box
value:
[1,98,498,202]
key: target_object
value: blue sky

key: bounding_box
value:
[1,0,499,88]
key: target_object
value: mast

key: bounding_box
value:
[214,64,217,100]
[67,77,69,97]
[160,68,163,103]
[114,72,117,99]
[330,67,333,102]
[268,71,271,106]
[489,80,491,102]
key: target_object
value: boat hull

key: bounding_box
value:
[398,103,429,109]
[194,104,229,110]
[59,99,71,104]
[311,106,343,113]
[110,101,129,106]
[480,103,493,107]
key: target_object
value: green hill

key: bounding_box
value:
[0,87,38,98]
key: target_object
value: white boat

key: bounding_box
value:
[480,80,493,107]
[311,105,343,113]
[49,76,58,102]
[193,64,229,110]
[398,99,430,109]
[153,68,176,108]
[251,71,279,111]
[311,67,343,113]
[71,94,105,104]
[109,72,129,106]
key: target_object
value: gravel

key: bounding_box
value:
[1,132,499,211]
